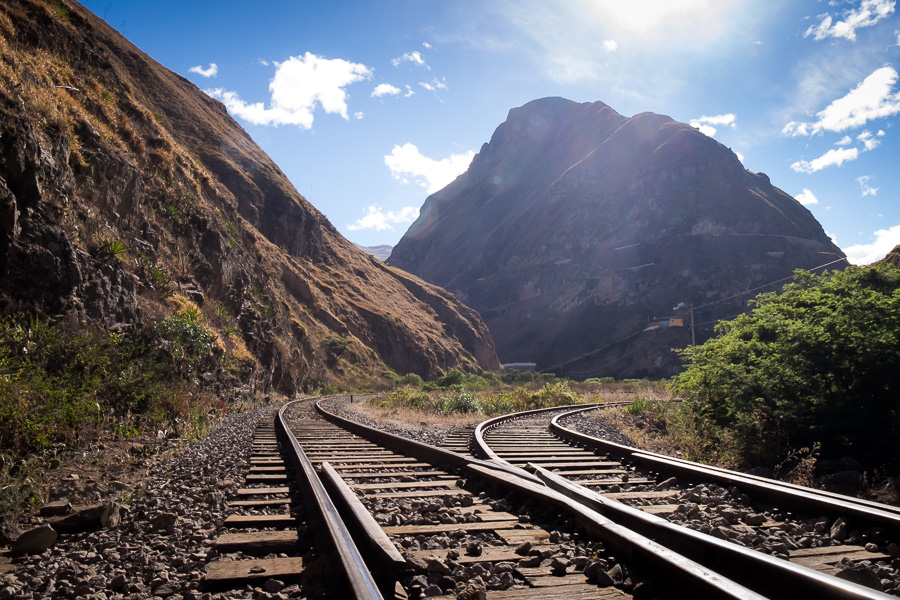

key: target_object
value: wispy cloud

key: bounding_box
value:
[843,224,900,264]
[790,147,859,173]
[189,63,218,78]
[795,189,819,205]
[783,66,900,136]
[384,143,474,194]
[206,53,371,129]
[805,0,895,42]
[347,205,420,231]
[419,77,448,92]
[689,113,737,137]
[372,83,402,97]
[603,39,618,52]
[857,129,885,150]
[392,51,429,69]
[835,135,853,145]
[857,175,879,196]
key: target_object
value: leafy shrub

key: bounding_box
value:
[321,335,351,356]
[672,263,900,469]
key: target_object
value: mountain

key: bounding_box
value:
[0,0,498,395]
[354,244,393,261]
[389,98,845,378]
[879,245,900,268]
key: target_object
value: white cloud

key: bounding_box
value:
[189,63,218,78]
[857,129,883,150]
[689,113,736,137]
[782,66,900,136]
[857,175,879,196]
[603,39,618,51]
[790,147,859,173]
[354,111,364,120]
[804,0,895,42]
[392,51,428,68]
[835,135,853,145]
[735,150,745,163]
[795,188,819,205]
[347,205,420,231]
[404,85,415,97]
[206,52,371,130]
[419,77,449,92]
[372,83,402,97]
[843,224,900,264]
[384,143,475,194]
[422,42,433,49]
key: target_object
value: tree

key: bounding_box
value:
[671,263,900,468]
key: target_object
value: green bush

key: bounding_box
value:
[672,263,900,468]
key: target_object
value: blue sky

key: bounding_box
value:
[82,0,900,264]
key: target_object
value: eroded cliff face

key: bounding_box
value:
[389,98,845,378]
[0,0,498,395]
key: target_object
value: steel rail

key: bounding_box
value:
[554,404,900,516]
[474,405,895,600]
[313,397,771,599]
[276,399,384,600]
[550,406,900,534]
[473,403,600,461]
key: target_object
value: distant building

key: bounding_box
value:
[644,317,684,331]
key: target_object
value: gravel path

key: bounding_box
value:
[0,403,316,600]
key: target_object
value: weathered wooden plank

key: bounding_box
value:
[214,531,298,553]
[204,556,306,587]
[352,480,457,491]
[366,489,466,499]
[496,529,551,545]
[245,474,289,483]
[326,462,430,470]
[340,470,448,479]
[249,466,287,473]
[486,584,623,598]
[638,505,678,516]
[224,514,295,528]
[523,574,593,588]
[791,549,890,569]
[308,457,420,464]
[236,486,290,496]
[228,498,291,507]
[382,521,520,536]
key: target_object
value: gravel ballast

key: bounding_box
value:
[0,403,317,600]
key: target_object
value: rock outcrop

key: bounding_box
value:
[389,98,844,378]
[0,0,498,393]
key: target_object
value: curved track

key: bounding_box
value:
[200,397,897,599]
[473,404,898,599]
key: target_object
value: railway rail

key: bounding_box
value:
[474,403,899,598]
[199,397,897,599]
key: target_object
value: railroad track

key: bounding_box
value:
[199,397,896,598]
[474,404,900,599]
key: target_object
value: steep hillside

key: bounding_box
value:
[0,0,498,397]
[389,98,845,378]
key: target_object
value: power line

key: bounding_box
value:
[692,256,848,310]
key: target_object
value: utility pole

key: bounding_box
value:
[690,304,696,346]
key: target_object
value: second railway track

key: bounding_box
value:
[200,396,899,599]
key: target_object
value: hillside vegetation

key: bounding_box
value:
[672,262,900,471]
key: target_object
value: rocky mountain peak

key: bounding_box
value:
[389,97,844,378]
[0,0,498,394]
